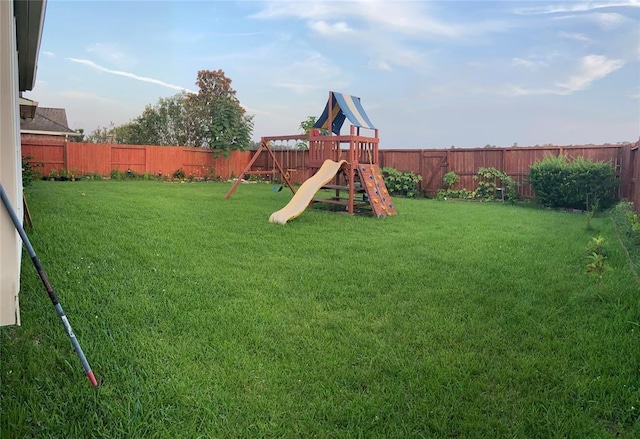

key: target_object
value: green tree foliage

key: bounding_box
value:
[295,116,318,149]
[87,123,118,143]
[86,70,254,155]
[528,155,618,210]
[382,167,422,198]
[69,128,85,142]
[474,167,518,201]
[185,69,254,155]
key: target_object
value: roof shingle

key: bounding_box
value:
[20,107,74,133]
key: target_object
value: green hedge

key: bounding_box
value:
[528,155,618,210]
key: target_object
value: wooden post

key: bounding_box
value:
[348,163,355,215]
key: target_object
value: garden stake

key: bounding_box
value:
[0,184,98,387]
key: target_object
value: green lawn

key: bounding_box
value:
[2,180,639,438]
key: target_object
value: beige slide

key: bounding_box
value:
[269,159,346,224]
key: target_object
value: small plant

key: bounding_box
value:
[586,252,609,281]
[21,156,42,187]
[205,167,217,181]
[443,171,460,188]
[623,209,640,245]
[585,236,610,282]
[584,235,607,257]
[110,169,124,180]
[48,169,59,180]
[382,167,422,198]
[436,171,469,200]
[473,167,518,201]
[585,199,599,231]
[173,168,186,180]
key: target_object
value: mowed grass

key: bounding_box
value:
[1,180,639,438]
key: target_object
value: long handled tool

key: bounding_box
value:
[0,184,98,387]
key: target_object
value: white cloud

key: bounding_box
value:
[505,54,625,96]
[368,59,392,71]
[512,57,547,69]
[308,20,354,36]
[376,48,426,70]
[245,49,345,96]
[67,58,196,93]
[515,1,640,15]
[251,0,505,39]
[588,12,630,29]
[556,55,625,92]
[557,31,592,43]
[502,84,563,96]
[550,11,631,30]
[41,51,55,58]
[250,0,510,75]
[273,82,323,94]
[86,43,135,68]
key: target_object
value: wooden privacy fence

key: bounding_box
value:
[251,143,635,199]
[620,141,640,211]
[22,139,251,180]
[380,145,626,198]
[22,139,640,213]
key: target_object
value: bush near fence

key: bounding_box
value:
[529,155,619,210]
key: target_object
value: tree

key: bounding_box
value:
[185,69,254,154]
[69,128,85,142]
[87,123,118,143]
[87,70,254,154]
[296,116,318,149]
[299,116,317,135]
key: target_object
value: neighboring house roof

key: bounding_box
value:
[20,107,77,136]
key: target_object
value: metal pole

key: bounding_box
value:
[0,183,98,387]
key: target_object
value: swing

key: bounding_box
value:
[272,144,285,192]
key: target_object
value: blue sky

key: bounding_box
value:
[25,0,640,148]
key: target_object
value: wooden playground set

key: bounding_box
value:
[225,91,397,223]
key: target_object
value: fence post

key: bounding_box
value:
[63,141,68,173]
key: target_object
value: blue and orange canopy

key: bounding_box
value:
[313,91,376,135]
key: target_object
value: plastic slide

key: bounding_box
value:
[269,159,346,224]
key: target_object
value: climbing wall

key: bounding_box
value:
[357,164,397,218]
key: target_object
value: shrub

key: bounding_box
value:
[585,236,610,281]
[474,167,518,201]
[173,168,186,180]
[529,155,618,210]
[612,201,640,245]
[125,169,142,179]
[437,171,474,200]
[382,167,422,198]
[443,171,459,188]
[21,156,42,187]
[110,169,124,180]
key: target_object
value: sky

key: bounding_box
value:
[24,0,640,148]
